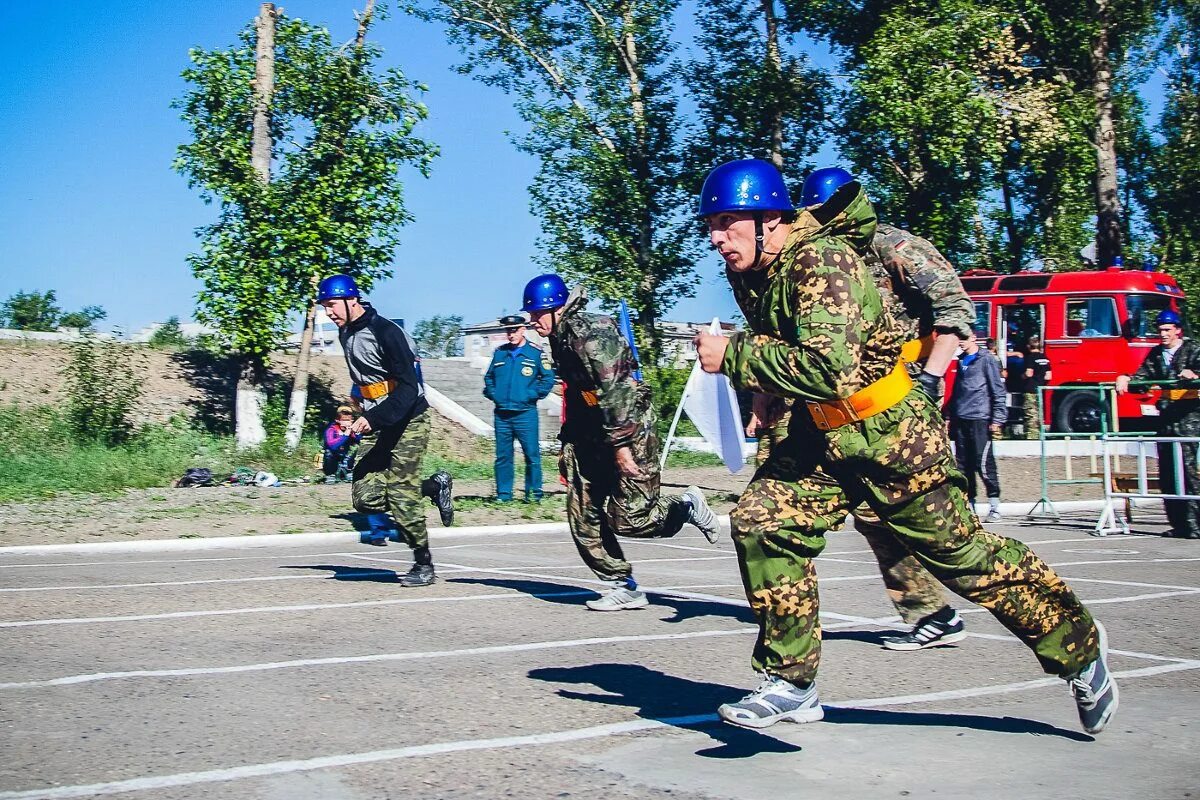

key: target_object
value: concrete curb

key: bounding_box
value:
[0,499,1133,556]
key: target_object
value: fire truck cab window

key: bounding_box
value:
[1000,304,1044,361]
[972,302,990,339]
[1125,294,1173,338]
[1066,297,1119,337]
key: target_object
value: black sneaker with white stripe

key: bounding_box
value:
[881,609,967,651]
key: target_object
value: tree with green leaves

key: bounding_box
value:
[685,0,829,197]
[412,314,464,357]
[423,0,695,356]
[0,290,63,331]
[59,306,107,332]
[148,316,191,349]
[174,2,436,447]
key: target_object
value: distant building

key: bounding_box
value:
[460,315,737,370]
[128,321,214,343]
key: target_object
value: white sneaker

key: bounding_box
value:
[683,485,721,543]
[986,510,1002,523]
[585,586,649,611]
[718,675,824,729]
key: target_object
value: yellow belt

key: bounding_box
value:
[899,334,935,364]
[805,362,914,431]
[1166,388,1200,401]
[358,378,396,401]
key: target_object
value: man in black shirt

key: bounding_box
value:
[318,274,450,585]
[1020,336,1052,440]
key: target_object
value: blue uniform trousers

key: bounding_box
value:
[494,408,543,501]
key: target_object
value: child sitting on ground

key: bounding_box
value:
[322,405,361,483]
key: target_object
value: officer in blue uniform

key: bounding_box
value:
[484,314,557,501]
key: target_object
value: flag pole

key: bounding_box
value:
[660,361,699,470]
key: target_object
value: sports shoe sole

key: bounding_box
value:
[717,703,825,729]
[1081,620,1119,734]
[881,629,968,651]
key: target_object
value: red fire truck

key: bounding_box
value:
[956,267,1186,433]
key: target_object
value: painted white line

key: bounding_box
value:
[953,588,1200,618]
[0,572,396,594]
[0,551,364,570]
[1061,576,1200,592]
[1049,557,1200,567]
[4,659,1195,800]
[0,628,757,690]
[0,588,589,629]
[1061,548,1140,555]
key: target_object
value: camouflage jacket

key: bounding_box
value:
[864,224,975,343]
[549,292,651,448]
[721,182,907,402]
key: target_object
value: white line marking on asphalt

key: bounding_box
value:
[0,628,757,689]
[0,588,590,628]
[1049,557,1200,567]
[3,661,1196,800]
[1060,576,1200,592]
[1061,548,1140,555]
[0,552,364,569]
[0,572,396,593]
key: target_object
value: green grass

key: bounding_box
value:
[0,404,322,503]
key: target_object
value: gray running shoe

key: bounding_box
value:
[585,586,649,611]
[718,675,824,729]
[683,485,720,543]
[985,510,1002,523]
[1069,620,1118,734]
[398,563,436,588]
[881,610,967,651]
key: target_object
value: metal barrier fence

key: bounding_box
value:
[1095,434,1200,536]
[1027,384,1118,521]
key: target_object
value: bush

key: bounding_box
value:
[62,337,145,445]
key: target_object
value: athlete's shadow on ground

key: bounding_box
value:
[280,565,400,582]
[530,663,1092,756]
[446,577,757,624]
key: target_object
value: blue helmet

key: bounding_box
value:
[698,159,794,218]
[317,274,360,302]
[1157,310,1183,327]
[522,274,569,312]
[801,167,854,208]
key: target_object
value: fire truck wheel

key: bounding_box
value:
[1053,391,1107,434]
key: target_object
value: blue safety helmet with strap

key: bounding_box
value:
[698,159,794,271]
[317,274,361,302]
[800,167,854,208]
[697,159,794,218]
[1157,309,1183,327]
[522,274,569,313]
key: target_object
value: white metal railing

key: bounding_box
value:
[1095,434,1200,536]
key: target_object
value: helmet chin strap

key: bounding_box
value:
[752,212,783,270]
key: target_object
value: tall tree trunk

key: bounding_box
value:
[283,0,375,452]
[1000,141,1024,273]
[761,0,784,170]
[237,1,277,449]
[1091,0,1122,268]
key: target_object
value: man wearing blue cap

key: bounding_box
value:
[484,314,556,502]
[1117,309,1200,538]
[317,274,454,586]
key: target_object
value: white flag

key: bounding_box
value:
[682,318,745,473]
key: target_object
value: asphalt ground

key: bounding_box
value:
[1,513,1198,800]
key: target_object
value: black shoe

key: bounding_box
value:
[398,563,436,587]
[425,471,454,527]
[881,610,967,651]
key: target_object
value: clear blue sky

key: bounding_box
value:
[0,0,760,336]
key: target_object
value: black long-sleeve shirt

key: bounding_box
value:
[339,304,428,431]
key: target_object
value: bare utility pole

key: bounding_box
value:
[283,0,377,452]
[236,1,278,449]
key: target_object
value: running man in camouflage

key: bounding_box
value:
[748,166,978,651]
[520,274,720,611]
[694,159,1117,734]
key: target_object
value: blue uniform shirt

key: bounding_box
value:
[483,341,556,412]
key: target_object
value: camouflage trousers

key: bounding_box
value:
[560,422,691,582]
[757,412,948,624]
[1022,392,1043,440]
[736,390,1098,686]
[351,409,431,552]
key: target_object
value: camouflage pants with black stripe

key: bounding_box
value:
[351,409,431,552]
[758,410,949,625]
[560,420,691,582]
[737,390,1098,686]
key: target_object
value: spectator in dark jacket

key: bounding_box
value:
[947,331,1007,522]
